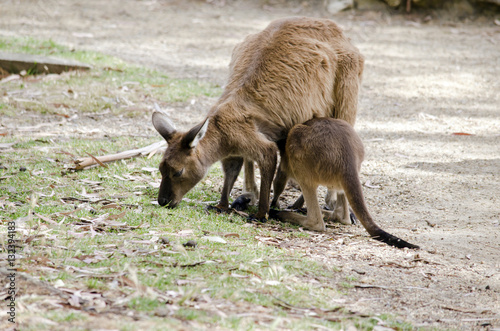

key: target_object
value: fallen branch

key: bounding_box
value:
[354,284,434,291]
[73,140,166,170]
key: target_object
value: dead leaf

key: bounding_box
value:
[177,229,194,237]
[101,203,122,211]
[364,180,381,189]
[80,179,103,186]
[204,236,227,244]
[68,292,82,307]
[72,32,94,38]
[77,188,100,199]
[90,224,98,238]
[66,230,86,238]
[58,207,83,216]
[452,132,474,136]
[106,211,127,220]
[223,233,240,238]
[255,236,282,246]
[142,167,158,173]
[0,142,17,149]
[34,213,58,225]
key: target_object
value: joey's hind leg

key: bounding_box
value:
[288,188,333,214]
[325,189,337,210]
[325,190,352,225]
[300,184,326,231]
[271,183,325,231]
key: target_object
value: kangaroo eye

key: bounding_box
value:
[173,169,184,178]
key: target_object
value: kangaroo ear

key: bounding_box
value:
[152,111,177,142]
[182,118,209,149]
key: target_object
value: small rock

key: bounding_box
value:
[326,0,353,13]
[182,240,197,248]
[425,220,436,227]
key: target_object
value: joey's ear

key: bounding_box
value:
[152,111,177,142]
[182,118,209,149]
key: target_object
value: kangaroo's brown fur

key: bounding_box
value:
[152,17,364,219]
[272,118,419,249]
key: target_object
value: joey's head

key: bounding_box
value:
[152,111,210,208]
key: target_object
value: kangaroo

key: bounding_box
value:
[152,17,364,220]
[270,118,419,249]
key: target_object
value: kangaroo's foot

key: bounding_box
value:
[206,204,230,214]
[287,207,307,215]
[246,214,267,223]
[269,209,325,232]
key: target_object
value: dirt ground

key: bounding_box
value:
[1,0,499,329]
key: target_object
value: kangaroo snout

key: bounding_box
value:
[158,196,178,208]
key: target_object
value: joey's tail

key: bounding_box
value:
[341,170,419,249]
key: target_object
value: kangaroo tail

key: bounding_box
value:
[341,170,419,249]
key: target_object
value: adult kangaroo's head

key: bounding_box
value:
[152,111,210,208]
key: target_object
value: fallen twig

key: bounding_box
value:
[73,140,166,170]
[86,152,108,168]
[442,306,493,314]
[354,284,434,291]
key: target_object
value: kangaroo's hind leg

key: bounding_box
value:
[270,182,325,232]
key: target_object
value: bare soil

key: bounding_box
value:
[1,0,499,329]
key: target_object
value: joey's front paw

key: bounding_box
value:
[230,194,252,211]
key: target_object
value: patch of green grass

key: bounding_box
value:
[129,297,162,312]
[45,311,87,323]
[0,36,125,68]
[375,315,417,331]
[0,37,221,117]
